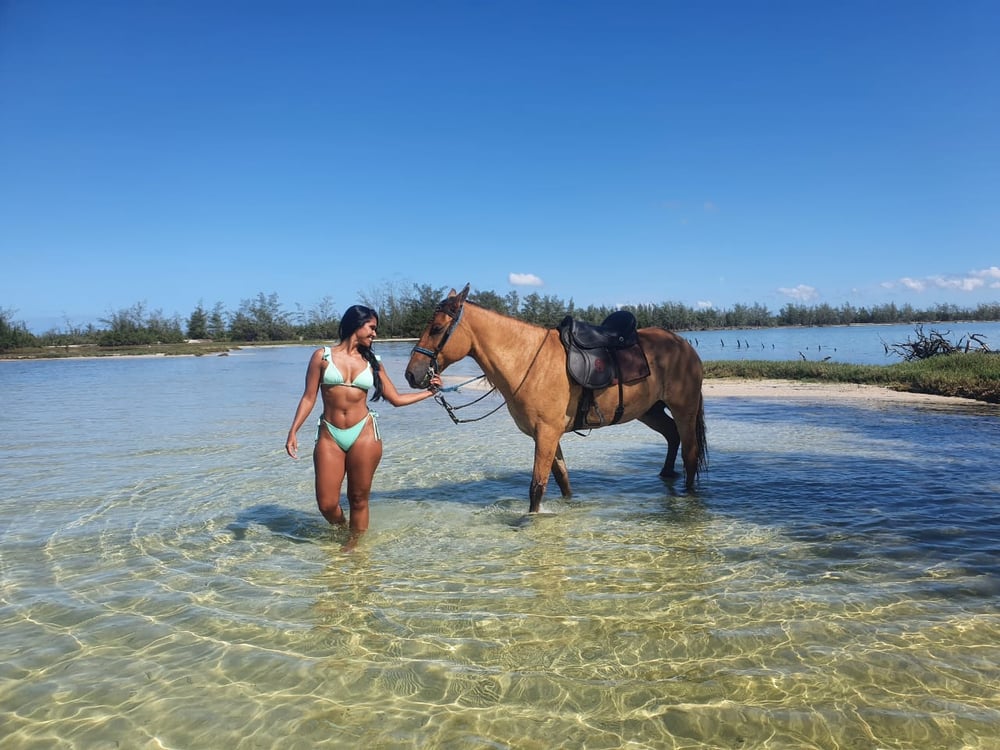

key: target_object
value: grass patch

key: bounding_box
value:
[704,353,1000,403]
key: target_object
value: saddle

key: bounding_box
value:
[557,311,650,429]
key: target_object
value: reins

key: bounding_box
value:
[433,379,504,424]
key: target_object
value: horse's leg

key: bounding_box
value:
[551,441,572,498]
[638,402,681,478]
[529,428,562,513]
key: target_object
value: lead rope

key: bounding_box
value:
[432,328,551,425]
[433,381,504,424]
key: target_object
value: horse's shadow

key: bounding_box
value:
[227,502,327,543]
[225,475,534,543]
[226,462,700,544]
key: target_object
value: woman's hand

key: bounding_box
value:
[286,431,299,459]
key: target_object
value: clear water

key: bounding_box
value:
[1,337,998,749]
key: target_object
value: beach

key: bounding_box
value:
[702,377,989,406]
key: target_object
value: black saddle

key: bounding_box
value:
[557,311,638,390]
[557,311,647,430]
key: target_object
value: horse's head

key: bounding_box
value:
[405,284,471,389]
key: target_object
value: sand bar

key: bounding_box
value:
[703,378,991,407]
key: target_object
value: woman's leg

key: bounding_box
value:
[313,428,347,525]
[342,419,383,543]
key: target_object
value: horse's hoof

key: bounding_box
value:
[659,469,679,479]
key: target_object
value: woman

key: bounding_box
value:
[285,305,441,548]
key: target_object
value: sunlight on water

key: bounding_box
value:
[2,343,998,748]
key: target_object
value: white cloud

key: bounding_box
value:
[696,300,714,309]
[509,272,543,287]
[928,275,983,292]
[974,265,1000,288]
[885,266,999,293]
[777,284,819,302]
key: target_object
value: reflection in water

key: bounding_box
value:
[1,345,998,748]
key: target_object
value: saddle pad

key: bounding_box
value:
[616,343,650,384]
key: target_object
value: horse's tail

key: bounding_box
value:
[695,392,709,476]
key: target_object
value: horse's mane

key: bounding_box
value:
[463,298,552,331]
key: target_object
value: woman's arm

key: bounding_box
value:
[285,348,324,458]
[378,368,441,407]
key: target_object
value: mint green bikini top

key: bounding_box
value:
[321,347,378,391]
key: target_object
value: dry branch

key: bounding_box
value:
[884,325,993,361]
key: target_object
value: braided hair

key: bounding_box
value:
[338,305,384,401]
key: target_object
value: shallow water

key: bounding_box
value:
[1,342,998,749]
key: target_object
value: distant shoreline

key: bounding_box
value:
[3,342,995,408]
[0,340,422,362]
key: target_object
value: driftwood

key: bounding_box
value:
[884,325,993,361]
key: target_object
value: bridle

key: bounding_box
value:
[410,292,546,424]
[410,297,466,379]
[411,296,504,424]
[411,296,553,425]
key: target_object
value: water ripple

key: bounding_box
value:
[2,345,998,748]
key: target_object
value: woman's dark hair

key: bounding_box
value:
[339,305,383,401]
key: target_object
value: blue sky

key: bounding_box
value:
[2,0,998,333]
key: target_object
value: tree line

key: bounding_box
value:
[3,281,1000,352]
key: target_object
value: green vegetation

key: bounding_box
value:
[0,306,34,351]
[4,283,1000,353]
[705,352,1000,403]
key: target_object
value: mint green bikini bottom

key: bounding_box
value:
[318,411,380,452]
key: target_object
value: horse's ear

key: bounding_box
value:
[442,284,470,312]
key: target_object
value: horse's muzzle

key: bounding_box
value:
[405,367,427,389]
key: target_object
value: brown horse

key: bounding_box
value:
[405,285,707,513]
